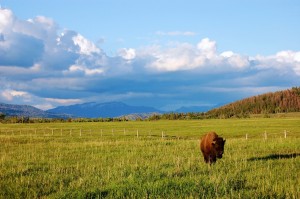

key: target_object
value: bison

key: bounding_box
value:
[200,132,226,164]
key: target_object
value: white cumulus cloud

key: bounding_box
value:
[118,48,136,60]
[66,64,105,76]
[72,33,101,55]
[197,38,217,59]
[143,38,250,72]
[254,50,300,75]
[220,51,249,68]
[1,89,30,102]
[0,8,14,32]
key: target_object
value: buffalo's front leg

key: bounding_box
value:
[208,155,216,164]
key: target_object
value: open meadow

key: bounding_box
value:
[0,116,300,198]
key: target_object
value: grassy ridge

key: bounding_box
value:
[206,87,300,118]
[0,117,300,198]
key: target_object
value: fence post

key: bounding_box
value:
[264,131,267,140]
[284,130,287,138]
[246,134,248,140]
[162,131,164,139]
[124,128,126,136]
[80,129,82,137]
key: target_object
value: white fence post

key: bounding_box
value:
[264,131,267,140]
[284,130,287,138]
[246,134,248,140]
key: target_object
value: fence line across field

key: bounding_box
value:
[0,128,298,139]
[245,130,292,140]
[0,128,168,138]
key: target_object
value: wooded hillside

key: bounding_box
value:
[206,87,300,118]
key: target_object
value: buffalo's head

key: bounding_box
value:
[212,137,226,158]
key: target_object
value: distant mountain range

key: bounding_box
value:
[48,102,163,118]
[0,103,69,118]
[0,101,212,119]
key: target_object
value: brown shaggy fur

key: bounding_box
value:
[200,132,226,164]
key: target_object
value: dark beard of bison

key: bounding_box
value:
[210,138,225,163]
[213,138,225,158]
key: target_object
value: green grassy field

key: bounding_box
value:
[0,117,300,198]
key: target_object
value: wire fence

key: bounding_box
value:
[0,128,299,140]
[0,128,169,139]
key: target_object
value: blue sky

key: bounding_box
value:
[0,0,300,111]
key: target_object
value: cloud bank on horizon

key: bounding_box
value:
[0,8,299,111]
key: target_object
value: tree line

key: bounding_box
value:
[205,87,300,119]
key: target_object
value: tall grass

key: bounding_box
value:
[0,117,299,198]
